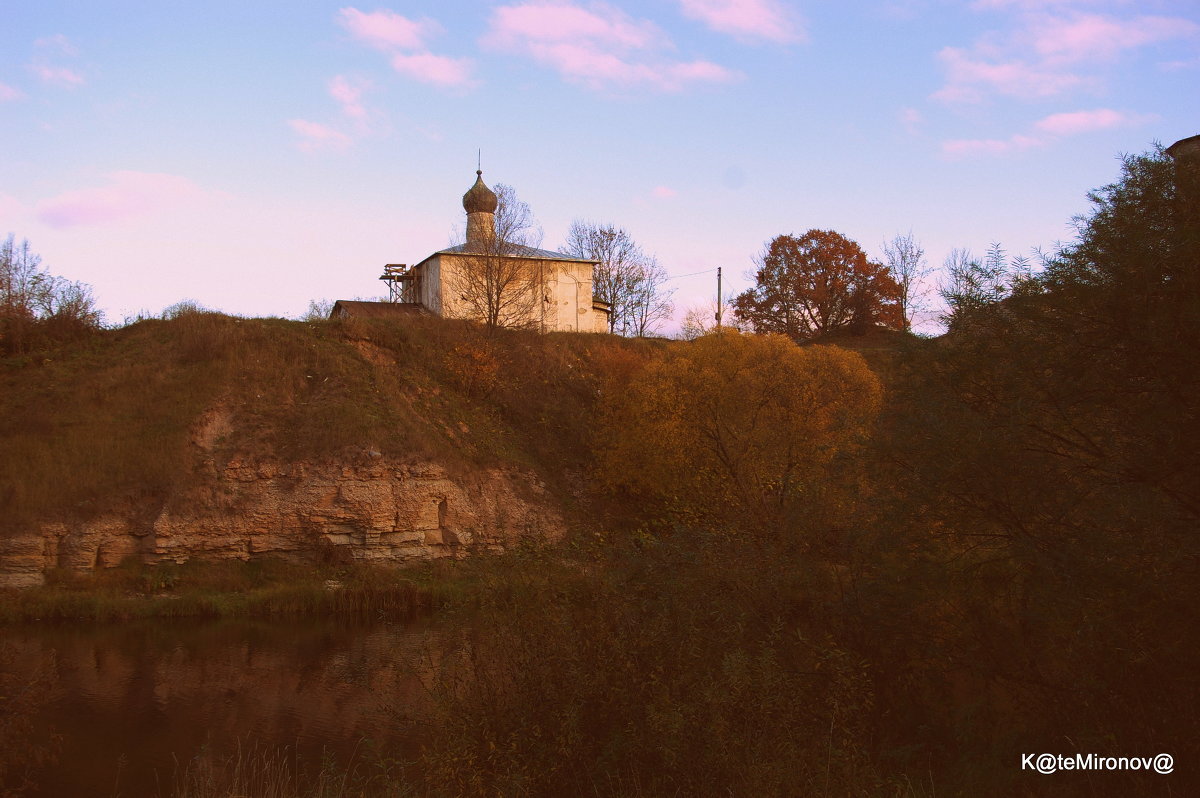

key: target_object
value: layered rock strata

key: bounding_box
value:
[0,458,563,588]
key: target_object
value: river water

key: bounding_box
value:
[1,617,441,797]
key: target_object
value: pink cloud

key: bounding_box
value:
[0,82,23,101]
[1031,13,1200,64]
[33,34,79,56]
[932,46,1082,102]
[336,8,440,51]
[28,33,85,87]
[941,133,1043,158]
[329,75,368,119]
[390,52,475,87]
[35,172,208,228]
[652,185,677,198]
[899,106,922,134]
[676,0,805,44]
[30,63,85,87]
[940,106,1155,158]
[933,7,1198,105]
[336,8,473,90]
[487,3,662,50]
[971,0,1097,8]
[484,2,738,91]
[288,119,353,152]
[1033,107,1154,136]
[668,60,734,83]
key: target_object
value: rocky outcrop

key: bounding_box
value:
[0,457,564,588]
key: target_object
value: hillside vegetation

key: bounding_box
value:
[1,145,1196,796]
[418,146,1199,796]
[0,311,663,534]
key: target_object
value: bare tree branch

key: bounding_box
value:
[563,221,673,336]
[450,184,547,330]
[882,232,931,332]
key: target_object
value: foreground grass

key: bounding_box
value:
[165,741,418,798]
[0,557,483,623]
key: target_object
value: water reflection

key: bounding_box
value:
[3,617,438,796]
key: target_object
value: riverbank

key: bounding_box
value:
[0,556,473,623]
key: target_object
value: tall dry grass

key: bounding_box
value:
[167,741,415,798]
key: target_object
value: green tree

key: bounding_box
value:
[733,230,903,339]
[937,243,1033,331]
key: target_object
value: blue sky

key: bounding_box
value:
[2,0,1197,332]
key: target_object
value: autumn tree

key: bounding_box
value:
[596,331,881,533]
[452,182,547,330]
[732,230,903,340]
[563,221,673,336]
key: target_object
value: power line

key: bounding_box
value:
[664,267,719,281]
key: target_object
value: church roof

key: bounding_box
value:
[438,242,598,262]
[412,242,599,271]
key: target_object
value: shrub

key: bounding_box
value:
[595,331,882,536]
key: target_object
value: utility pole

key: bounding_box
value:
[715,266,724,330]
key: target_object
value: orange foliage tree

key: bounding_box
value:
[595,331,881,534]
[733,230,903,339]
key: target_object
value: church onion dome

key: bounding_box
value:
[462,170,498,214]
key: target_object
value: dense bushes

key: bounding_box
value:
[595,332,881,536]
[868,145,1200,790]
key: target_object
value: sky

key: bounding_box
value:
[2,0,1197,333]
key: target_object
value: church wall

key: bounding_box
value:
[419,257,443,315]
[430,253,602,333]
[547,261,600,333]
[436,254,481,322]
[591,305,610,333]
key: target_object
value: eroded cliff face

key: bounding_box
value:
[0,455,564,588]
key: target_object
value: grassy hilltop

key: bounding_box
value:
[0,310,666,535]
